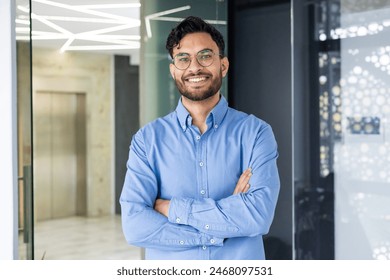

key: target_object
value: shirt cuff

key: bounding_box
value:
[168,197,193,225]
[200,233,224,247]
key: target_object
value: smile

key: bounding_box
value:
[185,76,208,83]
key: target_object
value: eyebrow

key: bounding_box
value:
[198,48,213,53]
[175,52,190,57]
[175,48,213,57]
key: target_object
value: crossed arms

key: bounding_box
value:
[154,168,253,216]
[120,124,280,250]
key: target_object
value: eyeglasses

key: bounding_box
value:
[172,49,222,70]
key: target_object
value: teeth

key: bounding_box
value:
[188,77,206,83]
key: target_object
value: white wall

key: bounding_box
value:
[0,0,18,260]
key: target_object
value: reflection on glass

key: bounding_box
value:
[316,0,390,259]
[293,0,390,260]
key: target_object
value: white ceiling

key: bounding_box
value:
[15,0,141,63]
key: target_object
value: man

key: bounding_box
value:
[120,16,280,260]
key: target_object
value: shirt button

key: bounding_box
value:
[199,162,204,167]
[182,125,186,130]
[214,124,218,129]
[200,190,206,195]
[202,245,207,250]
[179,241,184,245]
[210,239,215,244]
[176,218,181,223]
[196,135,201,140]
[205,224,210,230]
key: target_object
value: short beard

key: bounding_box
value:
[176,71,222,102]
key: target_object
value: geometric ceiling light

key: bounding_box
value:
[144,5,191,38]
[16,0,141,53]
[144,5,227,39]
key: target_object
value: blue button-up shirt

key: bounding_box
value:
[120,95,280,260]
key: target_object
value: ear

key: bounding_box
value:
[169,63,175,79]
[221,57,229,77]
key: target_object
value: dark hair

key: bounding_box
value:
[166,16,225,58]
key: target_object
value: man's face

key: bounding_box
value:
[169,32,229,102]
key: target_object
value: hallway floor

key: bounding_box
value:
[20,215,141,260]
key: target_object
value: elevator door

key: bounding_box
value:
[34,91,86,221]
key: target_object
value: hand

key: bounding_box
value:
[154,198,170,217]
[233,168,252,195]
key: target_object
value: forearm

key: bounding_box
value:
[167,162,280,239]
[120,199,223,250]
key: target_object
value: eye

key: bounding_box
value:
[199,54,212,60]
[197,50,214,62]
[178,56,190,62]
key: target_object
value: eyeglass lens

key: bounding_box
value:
[173,49,216,70]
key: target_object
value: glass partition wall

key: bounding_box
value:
[17,0,226,260]
[140,0,228,126]
[293,0,390,259]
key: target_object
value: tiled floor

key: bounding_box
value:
[19,215,141,260]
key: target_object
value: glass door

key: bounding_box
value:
[15,0,34,260]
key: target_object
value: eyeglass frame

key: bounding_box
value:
[171,48,224,70]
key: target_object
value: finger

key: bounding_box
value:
[234,182,250,195]
[236,169,251,188]
[243,183,250,193]
[234,169,252,194]
[239,168,252,184]
[240,169,252,186]
[236,168,251,186]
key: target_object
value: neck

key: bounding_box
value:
[181,93,220,134]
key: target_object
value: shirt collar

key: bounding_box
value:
[175,94,229,132]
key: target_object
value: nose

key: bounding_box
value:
[187,57,203,73]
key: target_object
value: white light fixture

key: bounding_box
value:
[15,0,141,53]
[66,44,140,51]
[15,19,30,25]
[144,6,227,39]
[74,3,141,9]
[145,5,191,38]
[33,0,135,22]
